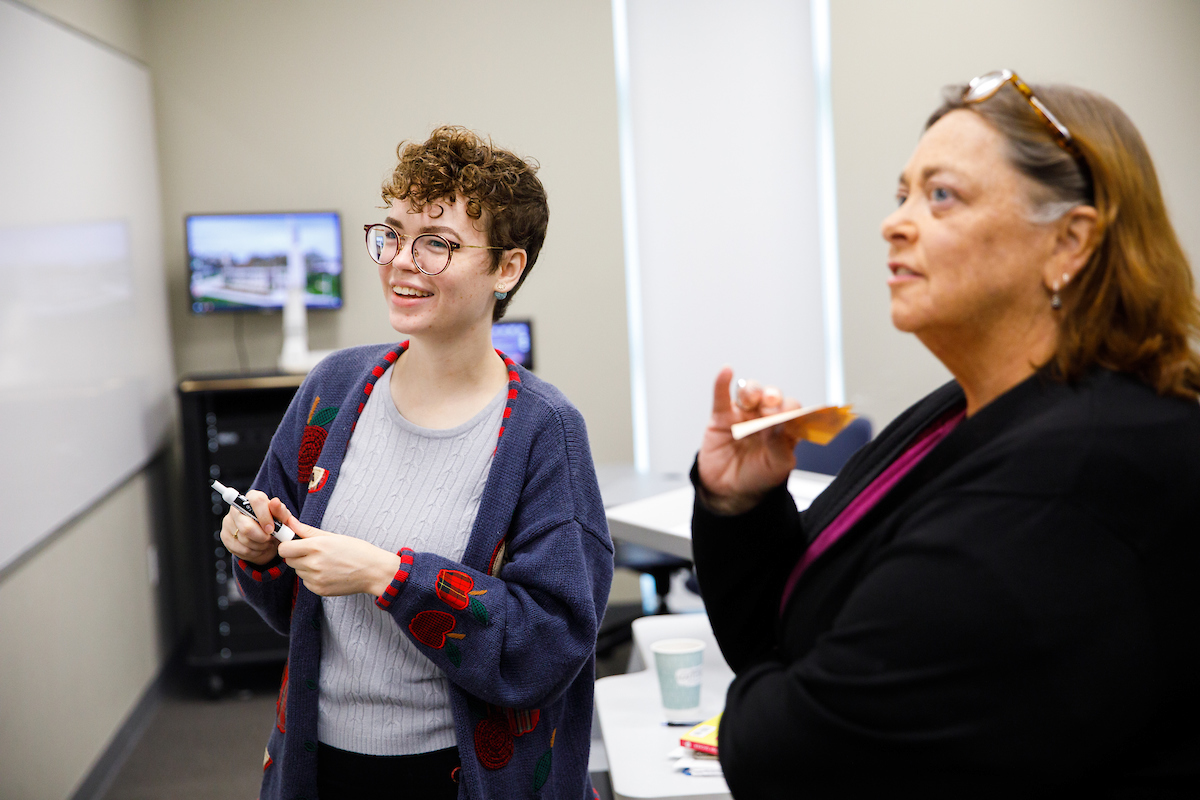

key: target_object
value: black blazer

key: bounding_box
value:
[692,369,1200,798]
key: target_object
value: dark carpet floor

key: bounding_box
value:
[99,640,631,800]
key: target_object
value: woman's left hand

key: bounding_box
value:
[697,367,805,514]
[271,498,402,597]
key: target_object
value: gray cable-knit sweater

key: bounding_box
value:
[318,366,505,756]
[235,341,613,800]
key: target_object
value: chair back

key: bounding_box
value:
[793,416,873,475]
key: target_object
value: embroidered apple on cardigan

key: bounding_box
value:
[275,662,288,734]
[435,569,490,625]
[298,396,337,488]
[307,466,328,494]
[474,717,514,770]
[409,610,466,666]
[463,696,554,780]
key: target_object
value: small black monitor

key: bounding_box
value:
[492,319,534,371]
[186,211,343,313]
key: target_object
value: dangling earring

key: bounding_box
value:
[494,289,508,300]
[1051,272,1070,310]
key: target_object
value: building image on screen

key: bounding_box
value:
[492,319,534,370]
[187,212,342,312]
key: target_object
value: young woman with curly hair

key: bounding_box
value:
[221,126,612,800]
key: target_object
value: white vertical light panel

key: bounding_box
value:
[615,0,832,474]
[811,0,844,406]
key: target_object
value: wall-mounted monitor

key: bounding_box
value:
[187,211,342,313]
[492,319,534,370]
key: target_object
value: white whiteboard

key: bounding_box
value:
[615,0,833,473]
[0,0,174,574]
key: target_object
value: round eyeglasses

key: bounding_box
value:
[363,223,504,276]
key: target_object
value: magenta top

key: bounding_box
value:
[778,409,966,616]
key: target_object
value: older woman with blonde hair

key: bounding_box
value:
[691,71,1200,798]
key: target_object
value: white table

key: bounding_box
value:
[592,468,834,798]
[595,614,734,800]
[602,469,834,560]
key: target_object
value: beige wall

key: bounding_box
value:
[143,0,634,465]
[0,471,165,800]
[17,0,146,61]
[830,0,1200,430]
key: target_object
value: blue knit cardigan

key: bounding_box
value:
[234,342,614,800]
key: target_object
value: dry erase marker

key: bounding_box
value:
[211,480,296,542]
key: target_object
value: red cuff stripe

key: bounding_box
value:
[375,547,414,609]
[392,549,415,584]
[372,366,385,377]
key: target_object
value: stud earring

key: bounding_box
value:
[494,289,508,300]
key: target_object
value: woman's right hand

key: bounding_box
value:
[219,489,281,566]
[697,367,805,515]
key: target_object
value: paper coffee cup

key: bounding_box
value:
[651,638,705,723]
